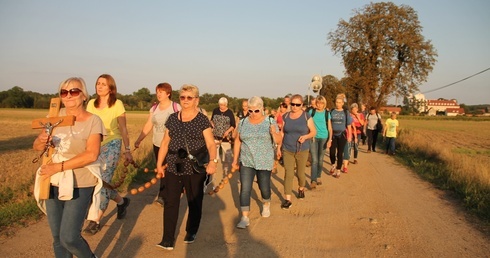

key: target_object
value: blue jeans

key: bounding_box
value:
[239,166,271,211]
[351,133,361,159]
[45,186,95,258]
[386,137,396,154]
[309,138,327,182]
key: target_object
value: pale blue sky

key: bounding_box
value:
[1,0,489,104]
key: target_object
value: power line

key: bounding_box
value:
[422,67,490,94]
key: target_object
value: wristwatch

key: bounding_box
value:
[212,158,219,163]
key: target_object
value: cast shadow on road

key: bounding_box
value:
[199,175,280,258]
[93,181,156,257]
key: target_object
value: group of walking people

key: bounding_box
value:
[32,75,399,256]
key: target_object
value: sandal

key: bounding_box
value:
[329,166,336,175]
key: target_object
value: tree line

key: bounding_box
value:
[0,86,287,113]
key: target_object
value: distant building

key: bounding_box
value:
[410,93,463,116]
[445,108,465,116]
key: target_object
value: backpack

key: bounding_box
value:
[367,113,383,131]
[310,109,330,127]
[151,101,179,113]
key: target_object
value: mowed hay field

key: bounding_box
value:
[1,109,489,236]
[396,117,490,220]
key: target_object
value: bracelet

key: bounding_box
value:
[125,146,131,150]
[61,161,64,171]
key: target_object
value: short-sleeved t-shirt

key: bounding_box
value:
[366,113,381,130]
[385,118,399,138]
[282,111,312,152]
[331,109,353,136]
[151,101,181,147]
[86,99,126,146]
[165,112,212,176]
[52,109,105,187]
[238,117,278,170]
[308,109,330,139]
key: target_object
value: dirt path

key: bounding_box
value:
[1,150,489,257]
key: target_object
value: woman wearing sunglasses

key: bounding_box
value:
[280,94,316,210]
[33,77,105,258]
[232,96,282,228]
[83,74,132,235]
[156,84,217,250]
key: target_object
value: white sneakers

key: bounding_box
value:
[237,203,271,229]
[261,203,271,218]
[236,216,250,229]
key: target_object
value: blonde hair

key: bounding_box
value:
[315,95,326,105]
[180,84,200,98]
[58,77,89,103]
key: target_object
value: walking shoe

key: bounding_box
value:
[262,203,271,217]
[329,166,336,175]
[117,197,130,219]
[236,216,250,229]
[184,233,197,244]
[353,159,358,164]
[156,240,174,250]
[298,189,305,199]
[310,181,317,189]
[333,170,341,178]
[317,179,322,185]
[342,167,348,173]
[281,200,292,210]
[367,150,371,153]
[153,197,164,207]
[83,220,100,235]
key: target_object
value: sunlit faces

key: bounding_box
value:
[96,78,111,96]
[156,89,170,101]
[61,81,85,107]
[335,98,344,108]
[179,95,196,101]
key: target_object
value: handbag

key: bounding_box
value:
[179,112,209,174]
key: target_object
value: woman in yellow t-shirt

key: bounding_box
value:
[383,112,399,155]
[84,74,133,235]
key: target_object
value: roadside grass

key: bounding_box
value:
[395,122,490,222]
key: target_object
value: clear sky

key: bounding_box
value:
[1,0,489,105]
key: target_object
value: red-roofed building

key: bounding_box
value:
[445,108,465,116]
[426,99,461,116]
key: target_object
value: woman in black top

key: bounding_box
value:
[156,84,217,251]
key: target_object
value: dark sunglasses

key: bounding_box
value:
[290,103,302,107]
[179,96,196,101]
[247,109,261,114]
[60,88,82,98]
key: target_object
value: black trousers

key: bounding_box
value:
[367,129,379,151]
[329,133,347,170]
[162,171,207,243]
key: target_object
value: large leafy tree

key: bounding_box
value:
[328,2,437,108]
